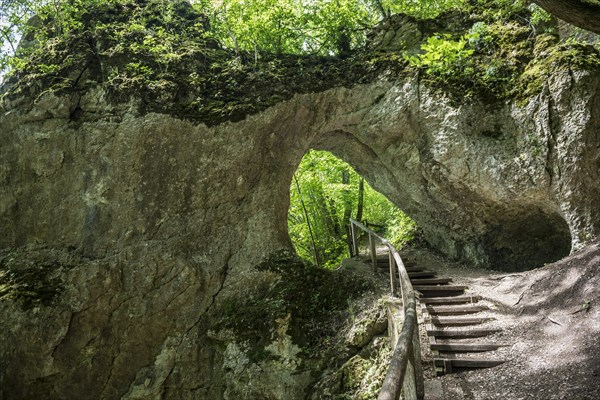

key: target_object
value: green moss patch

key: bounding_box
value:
[404,1,600,104]
[214,250,376,358]
[2,0,598,125]
[0,0,407,126]
[516,39,600,103]
[0,256,64,310]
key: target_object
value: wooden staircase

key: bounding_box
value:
[377,257,507,376]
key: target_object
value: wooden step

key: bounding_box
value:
[377,261,417,268]
[408,271,437,278]
[426,305,488,315]
[405,266,425,272]
[434,358,505,374]
[431,343,507,352]
[427,327,501,338]
[414,285,467,291]
[420,295,479,305]
[430,316,494,326]
[410,277,452,285]
[414,285,467,297]
[377,258,416,266]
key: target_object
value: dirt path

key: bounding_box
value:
[401,241,600,400]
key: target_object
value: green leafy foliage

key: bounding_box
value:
[405,12,591,102]
[205,0,466,57]
[1,0,599,123]
[289,150,416,268]
[382,0,465,18]
[528,3,552,27]
[406,33,475,75]
[208,0,378,56]
[0,0,465,79]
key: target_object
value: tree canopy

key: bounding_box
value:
[289,150,417,268]
[1,0,599,77]
[1,0,598,124]
[0,0,469,75]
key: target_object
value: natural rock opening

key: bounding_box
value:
[287,149,417,269]
[480,205,572,271]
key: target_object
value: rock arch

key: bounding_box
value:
[0,70,598,398]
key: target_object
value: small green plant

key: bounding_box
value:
[528,3,553,27]
[469,22,494,49]
[406,33,475,76]
[37,63,61,74]
[582,298,592,311]
[124,62,153,79]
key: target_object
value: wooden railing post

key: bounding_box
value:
[388,251,397,296]
[347,225,354,257]
[369,232,377,272]
[413,323,425,400]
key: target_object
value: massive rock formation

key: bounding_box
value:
[2,68,597,270]
[0,1,599,398]
[1,66,598,399]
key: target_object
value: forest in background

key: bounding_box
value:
[0,0,555,77]
[289,150,416,268]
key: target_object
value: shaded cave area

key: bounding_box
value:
[480,205,572,271]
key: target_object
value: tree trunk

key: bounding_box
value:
[533,0,600,34]
[294,174,320,268]
[342,169,352,225]
[372,0,390,19]
[342,169,353,256]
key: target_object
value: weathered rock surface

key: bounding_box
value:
[1,2,600,398]
[1,66,598,398]
[3,69,599,269]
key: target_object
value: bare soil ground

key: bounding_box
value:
[399,239,600,400]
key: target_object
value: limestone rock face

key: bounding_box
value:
[1,67,599,398]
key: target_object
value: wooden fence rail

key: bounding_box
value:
[349,218,424,400]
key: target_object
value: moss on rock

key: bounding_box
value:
[0,0,408,126]
[213,250,375,356]
[0,250,69,310]
[2,0,599,125]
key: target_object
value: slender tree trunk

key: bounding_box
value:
[342,169,353,256]
[0,29,16,53]
[372,0,390,19]
[294,174,320,268]
[356,177,364,222]
[533,0,600,34]
[221,6,240,55]
[342,169,352,225]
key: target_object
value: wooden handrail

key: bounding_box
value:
[349,218,424,400]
